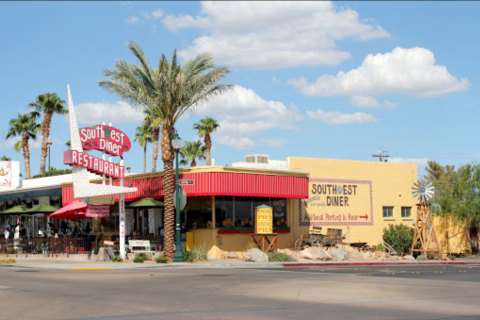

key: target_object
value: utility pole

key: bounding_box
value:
[371,150,390,162]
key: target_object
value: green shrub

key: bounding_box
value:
[462,249,472,256]
[266,251,296,262]
[6,248,16,254]
[112,255,123,262]
[376,244,386,252]
[133,256,144,263]
[427,254,435,260]
[155,256,168,263]
[417,255,428,261]
[184,245,208,263]
[135,252,151,261]
[448,254,457,260]
[382,224,414,255]
[1,258,17,264]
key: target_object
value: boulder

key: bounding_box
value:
[387,255,400,261]
[348,250,365,261]
[278,248,294,256]
[403,255,415,261]
[242,248,269,263]
[300,247,332,261]
[207,246,226,259]
[329,248,349,261]
[224,251,239,260]
[362,252,375,261]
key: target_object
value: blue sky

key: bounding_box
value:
[0,1,478,177]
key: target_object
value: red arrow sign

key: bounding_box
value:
[360,214,368,220]
[179,179,194,186]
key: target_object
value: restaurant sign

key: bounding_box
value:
[255,205,273,234]
[85,204,111,218]
[299,178,374,226]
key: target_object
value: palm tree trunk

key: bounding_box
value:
[23,132,31,179]
[151,125,160,172]
[191,159,196,167]
[161,125,175,261]
[143,145,147,174]
[40,110,53,174]
[205,133,212,166]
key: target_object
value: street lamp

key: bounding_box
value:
[172,131,184,263]
[46,137,53,172]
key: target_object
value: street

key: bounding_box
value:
[1,264,480,320]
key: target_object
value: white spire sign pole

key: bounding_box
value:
[66,85,137,260]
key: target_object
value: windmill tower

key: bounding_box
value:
[411,181,443,259]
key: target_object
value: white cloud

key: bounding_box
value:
[163,1,389,69]
[467,103,475,108]
[0,136,42,150]
[272,77,282,84]
[350,95,397,110]
[74,101,144,124]
[259,138,288,147]
[389,157,429,166]
[289,47,470,97]
[125,16,140,24]
[151,9,164,19]
[195,85,302,149]
[306,109,378,125]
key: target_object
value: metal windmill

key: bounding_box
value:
[411,180,443,259]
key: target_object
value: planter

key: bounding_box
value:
[274,229,290,234]
[238,229,254,234]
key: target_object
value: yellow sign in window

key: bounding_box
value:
[255,207,273,234]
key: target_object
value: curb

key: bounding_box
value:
[282,261,480,268]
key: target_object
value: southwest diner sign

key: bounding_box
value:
[80,125,131,156]
[63,124,131,179]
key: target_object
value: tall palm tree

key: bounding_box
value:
[193,117,219,166]
[28,93,67,174]
[5,111,41,179]
[134,124,153,173]
[99,41,230,260]
[179,141,206,167]
[143,109,161,172]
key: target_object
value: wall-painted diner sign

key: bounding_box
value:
[299,178,374,226]
[79,125,131,156]
[255,206,273,234]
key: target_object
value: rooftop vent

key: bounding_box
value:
[244,154,269,164]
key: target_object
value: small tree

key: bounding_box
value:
[193,117,219,166]
[179,141,205,167]
[382,224,415,255]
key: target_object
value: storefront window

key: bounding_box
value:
[272,198,288,228]
[215,196,233,228]
[185,196,212,230]
[235,197,252,228]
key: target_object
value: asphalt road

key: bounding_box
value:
[1,264,480,320]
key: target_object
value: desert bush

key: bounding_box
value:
[112,255,123,262]
[155,256,168,263]
[184,245,208,263]
[266,251,296,262]
[416,255,428,261]
[133,256,144,263]
[382,224,414,255]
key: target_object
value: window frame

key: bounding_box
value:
[401,207,412,219]
[383,206,394,218]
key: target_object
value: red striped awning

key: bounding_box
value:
[62,171,308,206]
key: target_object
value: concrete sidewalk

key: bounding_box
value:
[2,257,480,270]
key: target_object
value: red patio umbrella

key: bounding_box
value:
[47,201,87,220]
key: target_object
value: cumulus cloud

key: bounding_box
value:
[74,101,144,124]
[0,136,42,150]
[194,85,302,149]
[163,1,389,69]
[125,16,139,24]
[259,138,289,147]
[350,95,397,110]
[389,157,429,166]
[306,109,378,125]
[289,47,470,97]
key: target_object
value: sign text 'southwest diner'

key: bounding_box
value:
[63,125,131,179]
[300,178,374,226]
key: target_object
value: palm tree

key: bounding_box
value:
[179,141,206,167]
[193,117,219,166]
[99,41,230,260]
[134,124,153,173]
[1,156,11,161]
[28,93,67,174]
[5,111,41,179]
[143,109,161,172]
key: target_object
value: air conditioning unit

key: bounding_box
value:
[244,154,269,164]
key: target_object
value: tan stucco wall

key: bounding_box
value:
[288,157,418,247]
[433,214,471,254]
